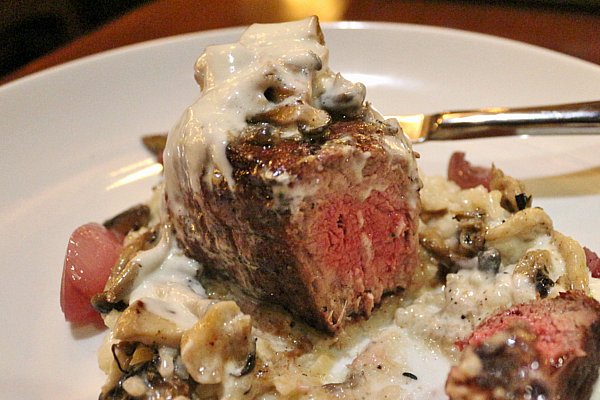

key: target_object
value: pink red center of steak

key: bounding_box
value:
[308,188,412,299]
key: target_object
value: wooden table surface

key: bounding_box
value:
[2,0,600,85]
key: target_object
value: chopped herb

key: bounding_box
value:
[238,350,257,376]
[515,193,531,211]
[403,372,418,380]
[535,269,555,299]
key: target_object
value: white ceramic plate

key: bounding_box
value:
[1,22,600,399]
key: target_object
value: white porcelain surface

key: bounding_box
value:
[1,22,599,398]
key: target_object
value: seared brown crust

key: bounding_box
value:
[168,118,420,332]
[446,291,600,400]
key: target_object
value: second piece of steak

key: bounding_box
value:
[446,291,600,400]
[168,118,420,333]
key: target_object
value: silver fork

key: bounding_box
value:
[388,100,600,143]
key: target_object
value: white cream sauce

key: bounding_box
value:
[127,223,206,329]
[349,326,451,399]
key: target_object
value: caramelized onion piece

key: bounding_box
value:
[585,247,600,278]
[447,152,492,190]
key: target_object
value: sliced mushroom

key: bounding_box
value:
[113,299,186,348]
[263,84,296,104]
[242,123,280,147]
[419,226,451,260]
[92,229,157,311]
[454,211,486,257]
[553,231,589,292]
[486,208,553,264]
[103,204,151,236]
[489,166,532,212]
[100,341,197,399]
[111,341,138,373]
[514,250,555,298]
[181,301,254,385]
[316,73,366,118]
[251,103,331,136]
[142,134,168,158]
[420,224,495,279]
[487,208,552,242]
[130,344,155,366]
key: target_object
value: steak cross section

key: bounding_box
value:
[446,291,600,400]
[167,118,421,333]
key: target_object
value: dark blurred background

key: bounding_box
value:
[1,0,600,80]
[0,0,151,78]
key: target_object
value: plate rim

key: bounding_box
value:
[2,20,600,94]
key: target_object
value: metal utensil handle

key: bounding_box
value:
[428,100,600,140]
